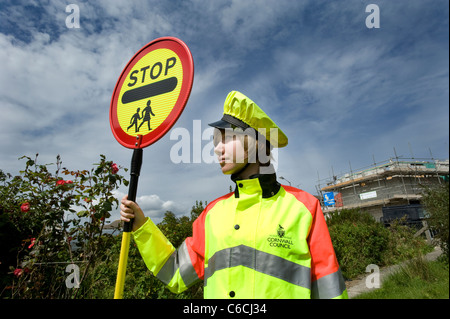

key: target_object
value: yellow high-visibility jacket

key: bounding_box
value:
[132,174,348,299]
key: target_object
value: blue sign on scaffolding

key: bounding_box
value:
[323,192,335,206]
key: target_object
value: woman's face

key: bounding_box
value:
[213,128,248,175]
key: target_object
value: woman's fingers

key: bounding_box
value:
[119,195,146,231]
[120,195,136,222]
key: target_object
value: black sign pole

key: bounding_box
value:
[125,147,143,231]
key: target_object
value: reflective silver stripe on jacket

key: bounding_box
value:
[156,241,200,287]
[311,268,347,299]
[204,244,311,289]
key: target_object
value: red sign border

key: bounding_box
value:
[110,37,194,149]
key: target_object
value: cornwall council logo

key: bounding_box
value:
[267,224,293,249]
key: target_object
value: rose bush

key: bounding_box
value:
[0,154,128,298]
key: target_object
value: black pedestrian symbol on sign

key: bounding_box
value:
[128,100,156,133]
[138,100,155,131]
[127,107,141,132]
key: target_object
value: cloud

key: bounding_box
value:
[137,194,184,218]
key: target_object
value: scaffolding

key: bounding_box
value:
[316,151,449,220]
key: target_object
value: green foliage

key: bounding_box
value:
[327,209,430,279]
[383,218,432,265]
[354,258,449,299]
[422,182,449,259]
[327,209,389,279]
[0,154,127,298]
[326,207,377,227]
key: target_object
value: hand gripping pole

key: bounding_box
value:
[114,147,143,299]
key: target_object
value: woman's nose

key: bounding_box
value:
[214,141,224,156]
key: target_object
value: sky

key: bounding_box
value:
[1,0,448,224]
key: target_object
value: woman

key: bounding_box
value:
[120,91,347,299]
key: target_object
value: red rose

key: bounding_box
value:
[56,180,65,186]
[65,180,73,184]
[13,268,23,277]
[111,163,119,174]
[20,202,30,213]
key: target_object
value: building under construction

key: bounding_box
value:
[317,154,449,222]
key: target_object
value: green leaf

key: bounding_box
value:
[77,210,89,217]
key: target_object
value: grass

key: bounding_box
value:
[354,257,449,299]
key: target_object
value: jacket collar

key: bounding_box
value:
[231,173,281,198]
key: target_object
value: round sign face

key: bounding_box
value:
[110,37,194,149]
